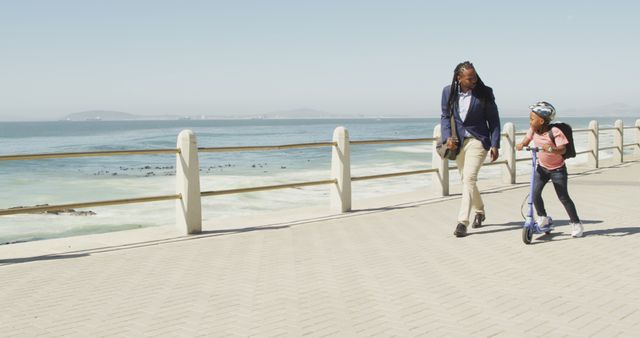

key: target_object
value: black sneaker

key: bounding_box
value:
[472,213,486,228]
[453,223,467,237]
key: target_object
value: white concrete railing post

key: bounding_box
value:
[614,119,624,163]
[331,126,351,212]
[502,122,516,184]
[432,124,449,196]
[588,120,599,168]
[635,119,640,157]
[176,130,202,234]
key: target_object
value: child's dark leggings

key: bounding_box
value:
[533,165,580,223]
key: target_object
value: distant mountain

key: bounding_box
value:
[63,110,138,121]
[257,108,341,119]
[61,109,347,121]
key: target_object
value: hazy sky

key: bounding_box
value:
[1,0,639,120]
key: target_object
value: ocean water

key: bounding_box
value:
[0,117,637,244]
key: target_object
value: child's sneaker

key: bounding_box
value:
[537,216,553,230]
[571,222,584,237]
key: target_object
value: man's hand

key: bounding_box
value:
[490,147,499,162]
[446,137,458,150]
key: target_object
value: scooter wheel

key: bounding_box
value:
[545,230,551,235]
[522,227,533,244]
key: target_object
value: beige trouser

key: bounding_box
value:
[455,137,488,226]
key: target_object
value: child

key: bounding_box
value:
[516,101,583,237]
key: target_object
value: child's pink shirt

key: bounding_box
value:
[524,127,569,170]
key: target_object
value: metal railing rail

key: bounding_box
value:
[484,160,508,166]
[572,128,590,133]
[198,142,335,153]
[0,149,179,161]
[0,143,338,162]
[599,146,618,151]
[352,168,438,182]
[0,194,181,216]
[201,179,336,196]
[350,137,435,145]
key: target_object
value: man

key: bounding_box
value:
[440,61,501,237]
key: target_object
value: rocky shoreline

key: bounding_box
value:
[89,162,292,177]
[9,204,96,216]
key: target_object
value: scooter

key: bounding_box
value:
[522,146,553,244]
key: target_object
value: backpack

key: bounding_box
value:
[548,122,576,159]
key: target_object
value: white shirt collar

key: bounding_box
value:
[458,89,472,97]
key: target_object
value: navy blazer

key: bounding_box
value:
[440,85,501,151]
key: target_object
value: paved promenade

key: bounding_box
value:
[2,159,640,337]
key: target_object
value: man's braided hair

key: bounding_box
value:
[446,61,492,116]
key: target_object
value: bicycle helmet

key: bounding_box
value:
[529,101,556,122]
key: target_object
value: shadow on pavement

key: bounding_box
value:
[529,226,640,245]
[584,226,640,237]
[0,253,89,266]
[468,219,604,238]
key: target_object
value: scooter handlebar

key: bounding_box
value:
[524,146,541,151]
